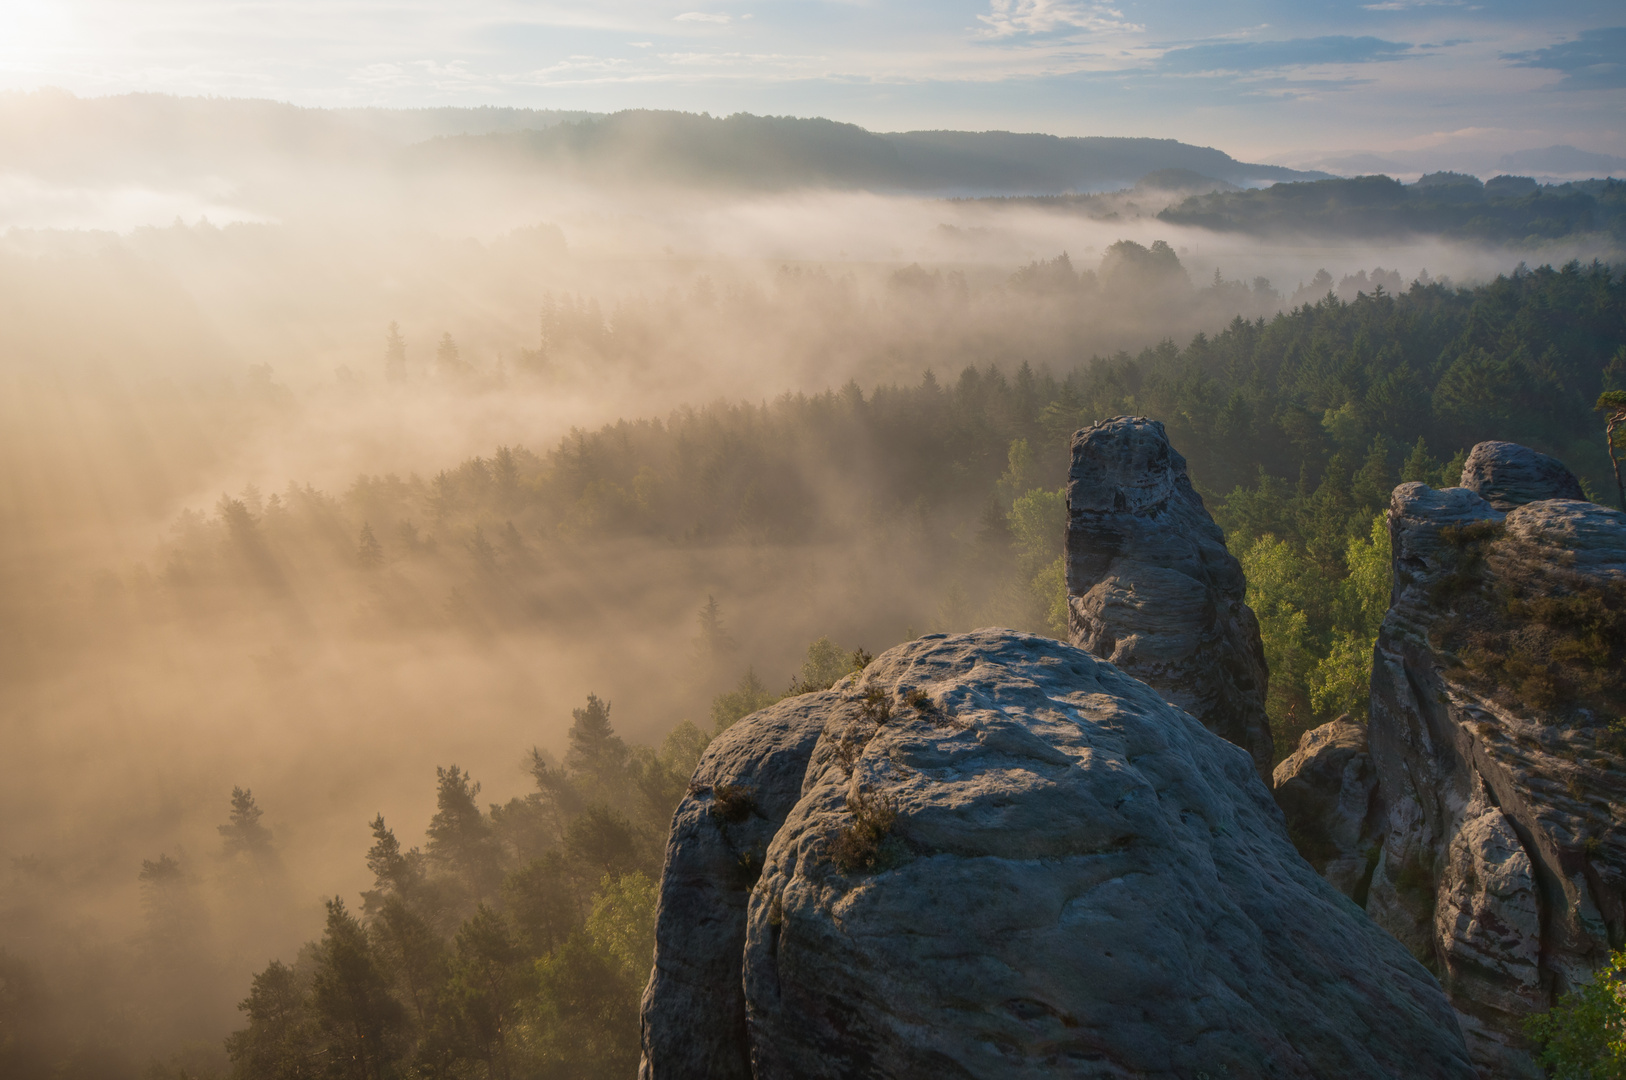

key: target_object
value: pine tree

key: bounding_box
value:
[357,524,384,570]
[369,893,445,1031]
[443,905,524,1080]
[711,668,777,732]
[502,852,577,958]
[225,960,318,1080]
[138,853,199,953]
[566,695,629,789]
[436,333,463,379]
[427,767,500,901]
[311,897,405,1080]
[467,526,498,574]
[384,323,407,383]
[563,806,640,879]
[492,446,520,507]
[1400,436,1436,484]
[219,786,274,858]
[1351,434,1396,512]
[363,814,422,908]
[694,596,734,661]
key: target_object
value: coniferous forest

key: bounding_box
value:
[6,21,1626,1076]
[6,258,1604,1079]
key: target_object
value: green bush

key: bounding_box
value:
[1525,949,1626,1079]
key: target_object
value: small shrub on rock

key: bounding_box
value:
[830,790,899,874]
[711,783,756,824]
[859,686,892,724]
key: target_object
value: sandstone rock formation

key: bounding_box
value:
[1272,718,1382,901]
[1460,439,1587,511]
[643,630,1473,1079]
[638,691,837,1080]
[1065,416,1273,779]
[1366,442,1626,1078]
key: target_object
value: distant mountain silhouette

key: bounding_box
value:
[409,110,1326,194]
[1496,144,1626,178]
[0,92,1326,195]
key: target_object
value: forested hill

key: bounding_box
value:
[1160,172,1626,242]
[0,92,1321,195]
[409,112,1324,193]
[147,260,1625,1080]
[390,260,1623,545]
[157,261,1624,753]
[367,259,1625,746]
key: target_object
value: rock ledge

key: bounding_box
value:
[643,630,1472,1079]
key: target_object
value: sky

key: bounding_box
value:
[1,0,1622,170]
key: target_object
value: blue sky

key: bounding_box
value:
[2,0,1622,168]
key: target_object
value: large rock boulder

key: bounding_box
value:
[1272,718,1382,901]
[1065,417,1273,779]
[643,629,1474,1079]
[639,691,837,1079]
[1367,449,1626,1077]
[1460,439,1586,511]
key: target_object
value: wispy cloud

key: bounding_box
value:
[660,51,813,70]
[349,59,500,94]
[1155,35,1413,74]
[976,0,1141,39]
[1360,0,1463,10]
[0,0,1619,162]
[1503,27,1626,90]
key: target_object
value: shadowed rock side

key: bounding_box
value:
[1065,416,1273,780]
[735,631,1471,1079]
[1366,442,1626,1078]
[638,691,838,1080]
[1272,719,1382,902]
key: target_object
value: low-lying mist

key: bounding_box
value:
[2,97,1617,1076]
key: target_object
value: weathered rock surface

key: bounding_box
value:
[1272,718,1382,901]
[639,691,838,1080]
[637,630,1472,1079]
[1367,452,1626,1078]
[1065,417,1274,780]
[1460,439,1586,511]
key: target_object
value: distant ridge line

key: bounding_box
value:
[0,92,1329,196]
[413,109,1329,194]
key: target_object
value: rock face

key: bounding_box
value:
[1065,417,1274,780]
[643,630,1473,1079]
[1460,439,1587,510]
[638,691,837,1080]
[1366,443,1626,1078]
[1272,718,1382,901]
